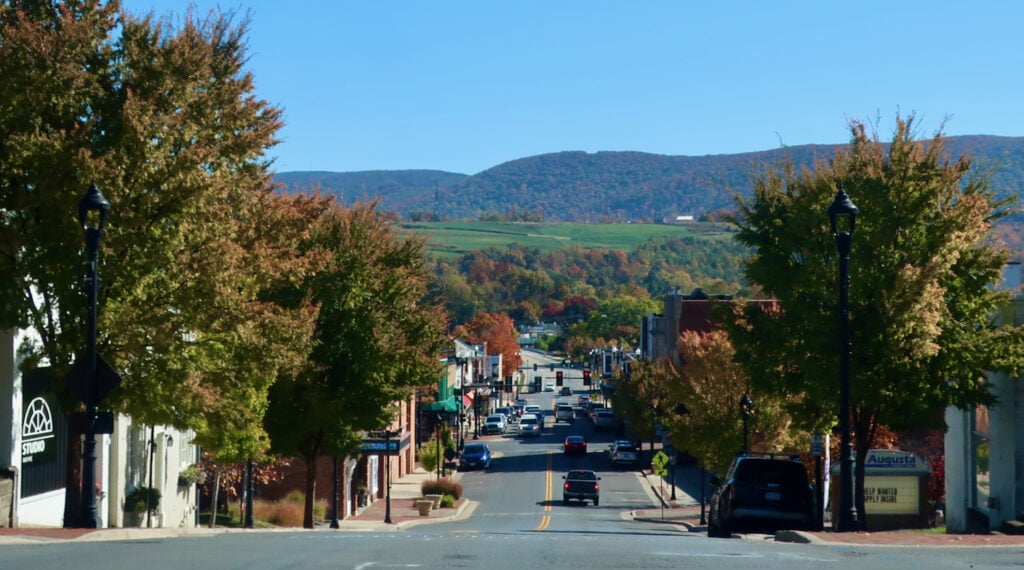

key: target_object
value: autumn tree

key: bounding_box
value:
[0,1,321,523]
[264,202,449,528]
[727,116,1024,522]
[460,313,523,374]
[615,330,804,476]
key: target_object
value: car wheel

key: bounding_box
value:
[562,497,569,505]
[592,498,599,506]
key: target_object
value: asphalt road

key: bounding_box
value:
[3,367,1023,569]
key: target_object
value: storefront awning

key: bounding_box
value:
[422,398,459,413]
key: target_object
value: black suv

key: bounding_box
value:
[708,452,815,537]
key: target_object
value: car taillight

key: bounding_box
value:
[594,483,600,490]
[564,482,570,490]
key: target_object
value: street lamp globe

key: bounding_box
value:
[827,188,859,236]
[78,183,110,231]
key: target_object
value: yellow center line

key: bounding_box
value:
[533,450,554,531]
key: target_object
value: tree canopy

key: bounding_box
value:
[726,116,1024,520]
[0,0,326,517]
[264,201,449,528]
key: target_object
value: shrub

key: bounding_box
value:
[259,499,304,527]
[440,494,455,508]
[124,486,161,514]
[421,477,463,500]
[253,495,329,527]
[419,441,440,474]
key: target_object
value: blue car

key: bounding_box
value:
[459,442,491,470]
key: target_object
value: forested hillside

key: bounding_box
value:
[274,135,1024,224]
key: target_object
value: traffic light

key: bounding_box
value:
[533,363,537,371]
[549,363,555,372]
[556,371,563,386]
[583,369,591,386]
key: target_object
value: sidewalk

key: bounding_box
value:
[635,466,1024,547]
[0,466,474,544]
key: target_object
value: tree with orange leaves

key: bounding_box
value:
[460,313,523,374]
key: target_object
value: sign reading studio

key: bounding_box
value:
[20,367,67,497]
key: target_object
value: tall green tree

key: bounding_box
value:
[727,116,1024,522]
[264,202,449,528]
[0,0,318,522]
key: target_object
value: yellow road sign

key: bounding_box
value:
[653,466,668,477]
[652,450,670,468]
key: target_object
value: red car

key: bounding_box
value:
[563,435,587,455]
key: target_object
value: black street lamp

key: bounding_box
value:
[329,455,340,528]
[473,396,480,440]
[244,458,255,528]
[75,183,109,528]
[435,413,445,478]
[384,429,393,524]
[828,188,861,532]
[739,393,753,452]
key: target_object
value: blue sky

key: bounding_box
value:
[121,1,1024,175]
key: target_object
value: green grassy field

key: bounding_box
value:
[399,221,734,257]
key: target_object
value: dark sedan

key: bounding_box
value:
[563,435,587,455]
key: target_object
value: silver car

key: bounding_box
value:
[482,413,507,435]
[518,414,541,437]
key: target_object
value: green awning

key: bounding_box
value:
[422,398,459,413]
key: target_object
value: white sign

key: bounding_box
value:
[21,396,55,463]
[863,475,919,515]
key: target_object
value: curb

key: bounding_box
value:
[393,499,478,530]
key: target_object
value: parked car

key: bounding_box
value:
[608,440,638,466]
[593,409,617,430]
[563,435,587,455]
[559,386,573,396]
[562,469,600,505]
[708,451,816,537]
[555,403,575,424]
[459,442,491,470]
[482,413,507,435]
[518,414,542,437]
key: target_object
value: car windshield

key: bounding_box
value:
[486,415,503,422]
[520,418,537,425]
[463,444,486,454]
[616,445,635,452]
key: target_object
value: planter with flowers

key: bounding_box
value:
[177,464,205,488]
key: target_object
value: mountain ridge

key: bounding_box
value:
[273,135,1024,222]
